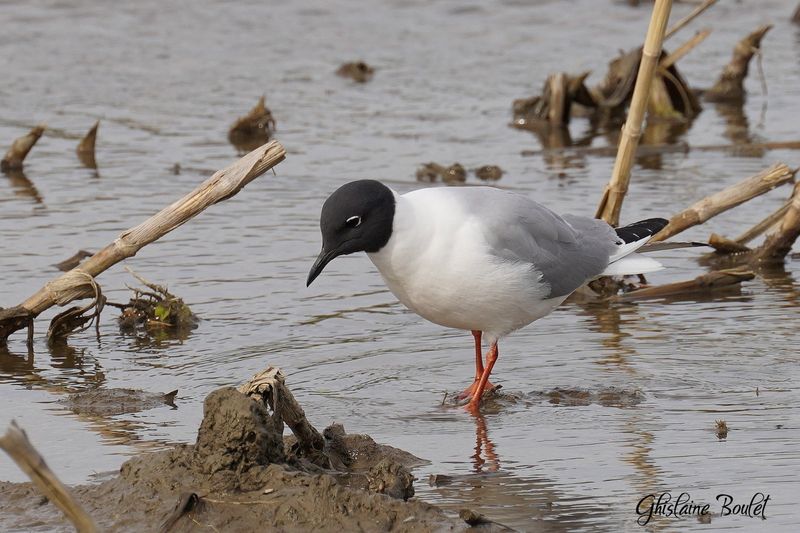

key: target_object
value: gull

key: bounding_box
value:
[307,180,668,412]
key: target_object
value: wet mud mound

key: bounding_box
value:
[0,385,509,532]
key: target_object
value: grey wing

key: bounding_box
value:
[474,191,617,298]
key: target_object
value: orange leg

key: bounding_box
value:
[466,342,499,413]
[472,330,483,379]
[455,331,496,402]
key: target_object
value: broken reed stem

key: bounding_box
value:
[734,199,791,244]
[0,421,97,532]
[664,0,718,40]
[752,182,800,263]
[1,125,46,171]
[612,269,754,301]
[651,163,795,242]
[596,0,673,226]
[76,121,99,169]
[0,141,286,342]
[76,121,99,156]
[705,24,772,103]
[660,28,711,70]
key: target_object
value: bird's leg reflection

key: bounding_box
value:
[471,412,500,473]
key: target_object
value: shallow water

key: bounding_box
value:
[2,0,800,530]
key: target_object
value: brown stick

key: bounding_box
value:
[612,269,754,301]
[664,0,718,40]
[1,125,46,171]
[238,367,325,454]
[660,28,711,69]
[651,163,795,242]
[705,24,772,103]
[751,182,800,263]
[708,233,751,254]
[596,0,673,226]
[0,421,97,532]
[0,141,286,342]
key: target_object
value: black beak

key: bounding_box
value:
[306,248,338,286]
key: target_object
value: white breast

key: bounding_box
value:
[367,189,564,342]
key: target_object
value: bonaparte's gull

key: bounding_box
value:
[307,180,667,411]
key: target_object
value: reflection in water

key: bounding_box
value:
[429,465,609,531]
[2,168,43,204]
[757,263,800,307]
[573,300,641,374]
[518,121,595,172]
[471,412,500,473]
[0,344,39,383]
[714,102,767,156]
[0,341,169,450]
[602,118,691,170]
[638,119,691,170]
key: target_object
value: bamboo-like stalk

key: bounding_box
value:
[664,0,718,40]
[0,421,97,532]
[596,0,673,226]
[0,141,286,342]
[1,125,46,171]
[651,163,795,242]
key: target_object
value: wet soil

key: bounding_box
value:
[0,387,507,532]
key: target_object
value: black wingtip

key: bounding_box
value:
[615,218,668,244]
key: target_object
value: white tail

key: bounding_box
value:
[601,253,663,276]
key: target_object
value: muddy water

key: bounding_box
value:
[2,0,800,530]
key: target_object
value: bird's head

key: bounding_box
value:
[307,180,395,286]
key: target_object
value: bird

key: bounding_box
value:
[307,180,668,412]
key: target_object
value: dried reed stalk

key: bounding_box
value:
[664,0,718,40]
[751,182,800,263]
[0,141,286,342]
[734,200,791,244]
[612,269,754,301]
[651,163,795,242]
[0,421,97,532]
[660,28,711,69]
[1,125,46,171]
[596,0,673,226]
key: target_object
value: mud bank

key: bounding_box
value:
[0,386,507,532]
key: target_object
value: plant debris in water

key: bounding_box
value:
[115,270,198,335]
[475,165,504,181]
[228,95,276,152]
[336,61,375,83]
[416,162,466,184]
[716,419,729,440]
[60,388,178,417]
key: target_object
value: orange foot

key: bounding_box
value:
[455,379,498,403]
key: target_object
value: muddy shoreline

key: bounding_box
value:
[0,385,511,532]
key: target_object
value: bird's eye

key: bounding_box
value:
[345,215,361,228]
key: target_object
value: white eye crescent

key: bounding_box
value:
[346,215,361,228]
